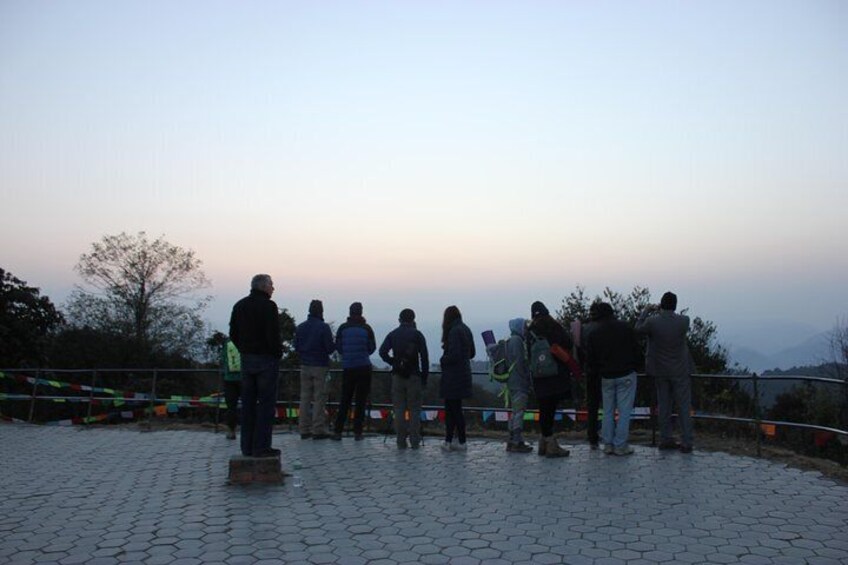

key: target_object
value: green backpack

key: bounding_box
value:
[529,331,558,378]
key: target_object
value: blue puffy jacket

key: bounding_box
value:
[335,317,376,369]
[295,315,335,367]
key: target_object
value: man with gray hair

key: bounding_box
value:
[635,291,694,453]
[229,274,282,457]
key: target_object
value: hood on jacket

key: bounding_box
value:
[509,318,526,338]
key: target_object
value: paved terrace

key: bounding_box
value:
[1,424,847,565]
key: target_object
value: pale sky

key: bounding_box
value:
[1,1,846,359]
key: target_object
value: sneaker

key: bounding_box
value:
[440,441,452,452]
[226,429,236,440]
[312,433,330,441]
[603,444,614,455]
[679,445,693,454]
[452,440,467,452]
[300,433,313,440]
[658,440,680,450]
[614,445,635,456]
[330,432,342,441]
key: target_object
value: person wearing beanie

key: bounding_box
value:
[635,291,694,453]
[331,302,377,441]
[379,308,429,449]
[585,302,642,455]
[505,318,533,453]
[294,299,335,440]
[228,274,282,458]
[439,306,476,452]
[527,300,573,458]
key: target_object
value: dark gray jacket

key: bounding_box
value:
[635,309,690,377]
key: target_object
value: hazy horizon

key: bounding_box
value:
[2,1,846,367]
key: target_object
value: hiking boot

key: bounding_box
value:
[614,445,635,456]
[679,444,693,454]
[603,444,615,455]
[658,440,680,450]
[330,432,342,441]
[545,436,570,458]
[507,441,533,453]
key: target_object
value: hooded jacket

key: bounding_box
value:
[295,315,335,367]
[506,318,531,394]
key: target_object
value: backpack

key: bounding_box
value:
[529,331,558,378]
[487,339,514,383]
[394,339,419,378]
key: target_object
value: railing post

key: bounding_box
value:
[213,368,223,433]
[28,369,40,423]
[145,369,158,431]
[752,372,761,457]
[85,370,97,422]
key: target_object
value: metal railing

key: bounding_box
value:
[2,368,846,456]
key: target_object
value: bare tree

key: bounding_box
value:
[66,232,211,360]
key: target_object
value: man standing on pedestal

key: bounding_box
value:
[229,274,282,458]
[635,291,694,453]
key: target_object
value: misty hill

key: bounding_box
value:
[730,331,832,373]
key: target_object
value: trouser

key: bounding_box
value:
[601,371,638,448]
[300,365,329,435]
[239,354,279,457]
[391,373,422,447]
[224,380,241,431]
[586,374,602,445]
[333,366,372,435]
[656,374,694,447]
[538,395,563,437]
[509,390,528,443]
[444,398,466,444]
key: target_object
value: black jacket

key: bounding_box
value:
[229,289,282,359]
[585,317,642,379]
[439,320,476,399]
[379,322,429,378]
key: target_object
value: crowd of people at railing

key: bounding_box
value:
[227,274,694,459]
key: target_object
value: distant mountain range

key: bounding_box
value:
[729,331,833,373]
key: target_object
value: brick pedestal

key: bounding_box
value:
[228,455,284,485]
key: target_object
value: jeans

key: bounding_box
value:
[391,373,422,447]
[224,380,241,431]
[601,371,637,449]
[656,375,693,447]
[239,354,279,456]
[586,374,601,445]
[444,398,466,444]
[509,390,528,443]
[334,366,372,435]
[300,365,329,435]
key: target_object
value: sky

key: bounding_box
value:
[1,1,846,362]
